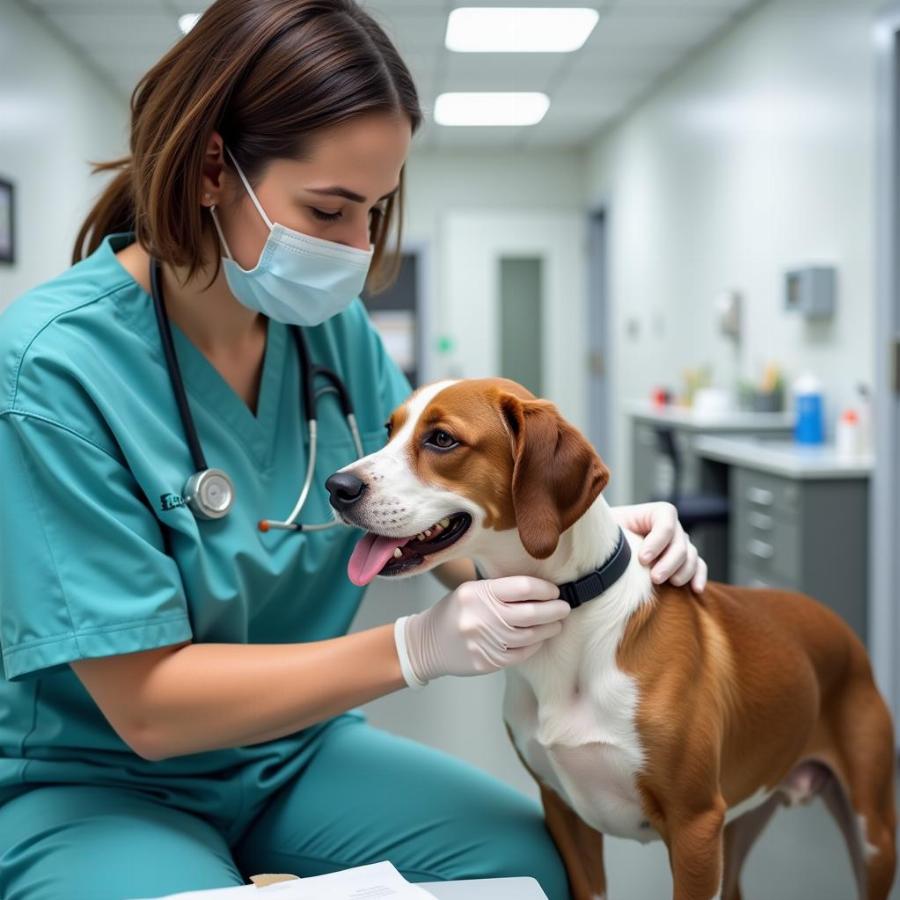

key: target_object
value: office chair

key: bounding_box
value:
[653,426,729,530]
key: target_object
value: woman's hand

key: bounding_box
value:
[396,576,571,686]
[610,502,708,593]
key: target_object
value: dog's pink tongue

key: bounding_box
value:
[348,533,408,586]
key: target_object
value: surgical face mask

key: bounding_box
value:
[208,146,373,327]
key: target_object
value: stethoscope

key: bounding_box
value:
[149,257,364,531]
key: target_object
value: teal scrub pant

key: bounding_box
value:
[0,716,570,900]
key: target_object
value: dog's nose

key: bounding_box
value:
[326,472,367,511]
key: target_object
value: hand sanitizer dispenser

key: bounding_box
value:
[784,267,835,319]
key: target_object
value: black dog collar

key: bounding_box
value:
[473,527,632,610]
[557,527,631,609]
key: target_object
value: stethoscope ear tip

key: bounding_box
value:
[258,520,271,533]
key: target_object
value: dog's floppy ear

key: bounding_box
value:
[499,393,609,559]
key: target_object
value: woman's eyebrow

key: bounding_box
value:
[306,184,400,204]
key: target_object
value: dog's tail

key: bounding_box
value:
[825,671,896,898]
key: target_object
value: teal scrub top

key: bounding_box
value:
[0,232,411,805]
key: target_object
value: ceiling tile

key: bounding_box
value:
[566,42,684,78]
[368,8,447,55]
[551,71,650,105]
[586,8,728,51]
[27,0,170,11]
[523,120,607,149]
[167,0,215,14]
[441,52,564,93]
[620,0,753,10]
[362,0,447,11]
[43,11,180,49]
[441,0,611,8]
[20,0,764,150]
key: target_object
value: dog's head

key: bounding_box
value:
[327,378,610,586]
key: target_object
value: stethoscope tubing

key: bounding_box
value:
[150,256,209,474]
[149,256,363,530]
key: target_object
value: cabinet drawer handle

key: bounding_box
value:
[750,578,772,588]
[746,486,774,506]
[747,538,774,559]
[748,511,773,530]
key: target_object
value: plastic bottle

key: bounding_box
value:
[793,373,825,445]
[835,409,860,459]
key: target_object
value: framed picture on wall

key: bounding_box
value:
[0,178,14,264]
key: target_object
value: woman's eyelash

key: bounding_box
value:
[311,208,342,222]
[310,205,387,222]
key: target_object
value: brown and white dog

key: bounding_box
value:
[326,377,897,900]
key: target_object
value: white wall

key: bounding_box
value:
[586,0,883,503]
[404,150,587,406]
[0,1,127,309]
[405,149,587,244]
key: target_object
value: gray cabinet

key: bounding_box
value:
[728,466,868,642]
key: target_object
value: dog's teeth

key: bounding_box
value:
[439,517,450,527]
[416,533,425,541]
[393,548,403,559]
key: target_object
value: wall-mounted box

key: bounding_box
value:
[784,266,836,319]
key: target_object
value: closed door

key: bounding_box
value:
[499,256,543,396]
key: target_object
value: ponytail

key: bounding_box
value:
[72,158,134,265]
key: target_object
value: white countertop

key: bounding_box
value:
[693,435,873,479]
[626,399,795,432]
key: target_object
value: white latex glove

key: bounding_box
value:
[610,501,708,593]
[394,576,571,687]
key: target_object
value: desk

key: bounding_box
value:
[628,403,795,579]
[628,401,796,501]
[421,877,547,898]
[694,435,872,644]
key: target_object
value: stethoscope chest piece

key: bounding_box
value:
[150,254,361,531]
[184,468,235,519]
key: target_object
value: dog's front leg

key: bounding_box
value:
[539,782,607,900]
[664,798,726,900]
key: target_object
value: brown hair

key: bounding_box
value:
[73,0,422,292]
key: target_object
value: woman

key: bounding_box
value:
[0,2,707,898]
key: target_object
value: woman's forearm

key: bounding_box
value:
[129,625,405,760]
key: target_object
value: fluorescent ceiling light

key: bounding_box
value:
[445,7,599,53]
[178,13,201,34]
[434,92,550,127]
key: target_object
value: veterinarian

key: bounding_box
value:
[0,2,708,898]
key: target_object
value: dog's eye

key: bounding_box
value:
[426,429,458,451]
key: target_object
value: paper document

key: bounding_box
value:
[132,861,438,900]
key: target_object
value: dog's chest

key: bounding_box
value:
[503,607,658,843]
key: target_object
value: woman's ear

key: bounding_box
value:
[498,393,610,559]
